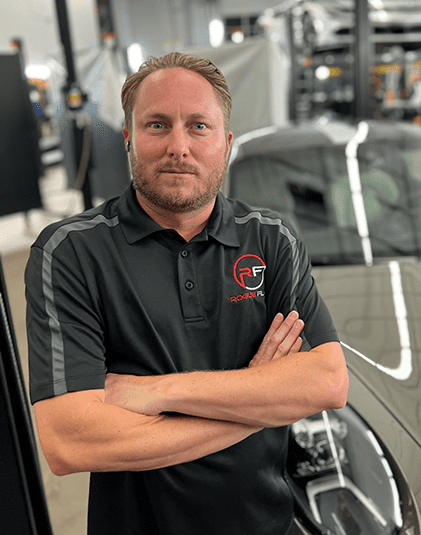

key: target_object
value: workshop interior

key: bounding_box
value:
[1,1,421,534]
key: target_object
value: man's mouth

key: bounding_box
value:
[162,170,192,174]
[158,164,198,175]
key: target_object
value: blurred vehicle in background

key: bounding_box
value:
[225,117,421,534]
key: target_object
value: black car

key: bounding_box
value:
[225,118,421,535]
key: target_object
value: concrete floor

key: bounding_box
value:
[1,166,90,534]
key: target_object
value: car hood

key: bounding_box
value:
[313,258,421,446]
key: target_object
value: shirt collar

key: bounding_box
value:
[118,186,164,244]
[118,185,240,247]
[206,193,240,247]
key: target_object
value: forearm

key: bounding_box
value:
[34,390,260,476]
[118,342,348,428]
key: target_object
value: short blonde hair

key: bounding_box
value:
[121,52,231,138]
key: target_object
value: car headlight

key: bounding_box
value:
[286,405,419,535]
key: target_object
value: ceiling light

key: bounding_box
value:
[25,64,51,80]
[127,43,144,73]
[231,31,245,44]
[209,18,224,48]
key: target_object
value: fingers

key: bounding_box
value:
[249,313,283,368]
[288,335,303,355]
[273,312,304,357]
[249,311,304,368]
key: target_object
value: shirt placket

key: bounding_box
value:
[178,245,204,322]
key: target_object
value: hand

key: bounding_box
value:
[104,373,163,415]
[248,311,304,368]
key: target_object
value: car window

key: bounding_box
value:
[229,138,421,265]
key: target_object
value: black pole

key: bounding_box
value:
[354,0,371,119]
[54,0,77,88]
[54,0,93,210]
[286,13,298,123]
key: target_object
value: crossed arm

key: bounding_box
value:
[34,312,348,476]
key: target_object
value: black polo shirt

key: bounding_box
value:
[26,185,338,535]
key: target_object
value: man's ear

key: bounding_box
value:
[123,128,131,152]
[227,132,233,151]
[226,132,233,157]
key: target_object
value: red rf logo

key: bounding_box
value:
[233,255,266,291]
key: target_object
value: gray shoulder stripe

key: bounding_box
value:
[235,211,300,310]
[44,214,120,254]
[42,214,119,396]
[42,250,66,395]
[235,212,297,244]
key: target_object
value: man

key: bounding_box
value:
[26,52,348,535]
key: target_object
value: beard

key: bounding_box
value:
[129,152,229,214]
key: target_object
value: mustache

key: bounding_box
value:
[156,162,199,174]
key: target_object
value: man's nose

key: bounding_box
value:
[167,126,189,158]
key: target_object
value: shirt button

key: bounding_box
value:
[185,280,194,290]
[181,249,189,258]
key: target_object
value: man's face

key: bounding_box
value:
[125,67,233,214]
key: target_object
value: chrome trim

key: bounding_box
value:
[306,474,388,528]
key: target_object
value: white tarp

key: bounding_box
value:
[184,36,291,136]
[47,44,126,132]
[47,45,130,200]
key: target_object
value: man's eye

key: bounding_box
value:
[151,122,164,129]
[194,123,206,131]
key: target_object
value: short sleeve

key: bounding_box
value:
[266,238,339,350]
[25,244,106,404]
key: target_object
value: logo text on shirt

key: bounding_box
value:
[231,255,266,303]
